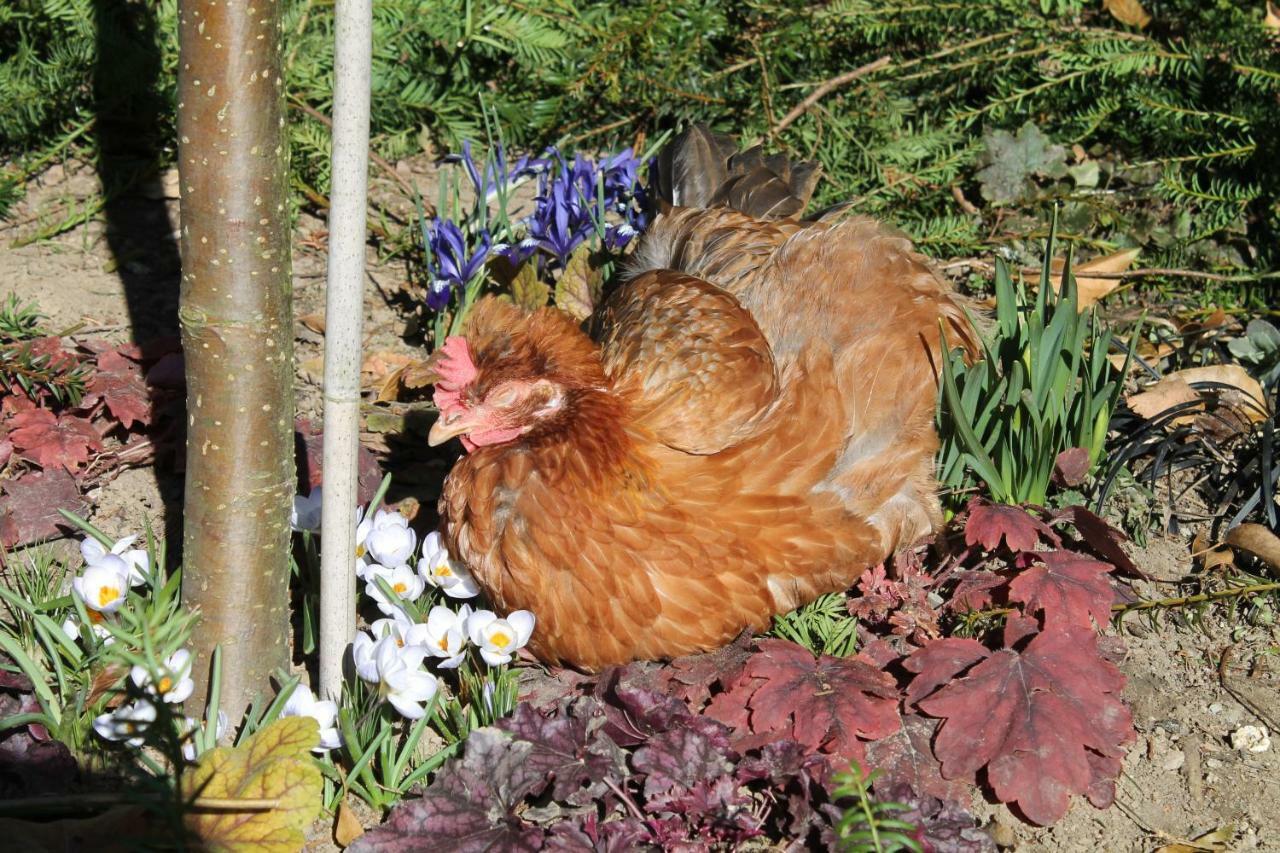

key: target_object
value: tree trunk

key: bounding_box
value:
[176,0,294,719]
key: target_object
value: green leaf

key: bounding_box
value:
[975,121,1068,205]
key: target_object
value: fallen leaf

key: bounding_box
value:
[299,312,326,335]
[1191,531,1235,572]
[553,244,602,322]
[1125,376,1200,423]
[0,469,87,548]
[1127,365,1269,426]
[360,351,415,388]
[1050,249,1141,310]
[1105,0,1152,28]
[864,714,971,805]
[8,409,103,472]
[1224,523,1280,573]
[1266,2,1280,33]
[334,796,364,847]
[181,717,323,853]
[87,351,152,430]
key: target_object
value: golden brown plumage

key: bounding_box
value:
[429,127,978,671]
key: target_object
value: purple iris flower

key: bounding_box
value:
[448,141,546,204]
[424,218,491,310]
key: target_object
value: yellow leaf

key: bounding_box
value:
[1105,0,1152,28]
[1050,248,1140,311]
[554,244,602,322]
[510,261,551,312]
[182,717,322,853]
[1266,2,1280,33]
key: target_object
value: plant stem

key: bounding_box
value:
[318,0,373,701]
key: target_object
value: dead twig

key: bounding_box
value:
[940,257,1280,284]
[771,56,891,136]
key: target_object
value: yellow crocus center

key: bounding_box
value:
[158,676,174,694]
[433,563,452,578]
[490,631,511,649]
[355,544,366,558]
[393,582,407,594]
[97,584,120,608]
[437,636,450,652]
[87,609,106,625]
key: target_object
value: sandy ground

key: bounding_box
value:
[1,160,1277,851]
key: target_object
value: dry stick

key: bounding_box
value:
[770,56,891,136]
[289,99,421,201]
[0,793,280,814]
[940,257,1280,284]
[318,0,373,701]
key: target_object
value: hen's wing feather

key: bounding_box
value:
[599,271,778,455]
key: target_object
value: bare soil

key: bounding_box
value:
[2,161,1277,851]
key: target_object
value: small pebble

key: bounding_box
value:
[987,820,1017,848]
[1205,758,1223,769]
[1162,752,1186,771]
[1155,719,1183,735]
[1231,725,1272,754]
[1208,702,1224,715]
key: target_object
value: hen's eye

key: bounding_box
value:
[489,386,520,407]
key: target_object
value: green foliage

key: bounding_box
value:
[0,293,44,341]
[832,761,922,853]
[769,592,860,658]
[4,0,1278,283]
[937,222,1132,507]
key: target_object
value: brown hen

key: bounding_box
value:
[428,126,978,670]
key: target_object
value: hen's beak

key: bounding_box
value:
[428,409,478,447]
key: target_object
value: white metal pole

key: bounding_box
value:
[318,0,372,700]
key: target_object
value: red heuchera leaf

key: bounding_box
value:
[0,469,87,548]
[908,629,1135,825]
[1052,447,1091,487]
[1008,550,1116,633]
[87,351,152,430]
[8,409,102,472]
[351,728,544,852]
[295,418,381,504]
[947,570,1009,613]
[705,639,900,763]
[497,702,626,805]
[0,426,11,469]
[1051,505,1145,578]
[902,637,989,709]
[864,714,971,805]
[964,499,1052,552]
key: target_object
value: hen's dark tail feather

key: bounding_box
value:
[654,125,822,220]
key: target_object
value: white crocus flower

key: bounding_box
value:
[422,604,472,669]
[93,699,157,747]
[180,711,229,760]
[354,634,438,720]
[130,649,195,704]
[61,612,114,645]
[466,609,535,666]
[357,509,417,568]
[72,561,131,614]
[365,564,426,616]
[82,536,149,587]
[280,684,342,751]
[418,532,480,599]
[368,611,420,647]
[291,487,323,533]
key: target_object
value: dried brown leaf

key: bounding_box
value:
[1050,249,1141,310]
[1105,0,1152,28]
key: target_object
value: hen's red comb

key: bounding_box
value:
[435,336,477,388]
